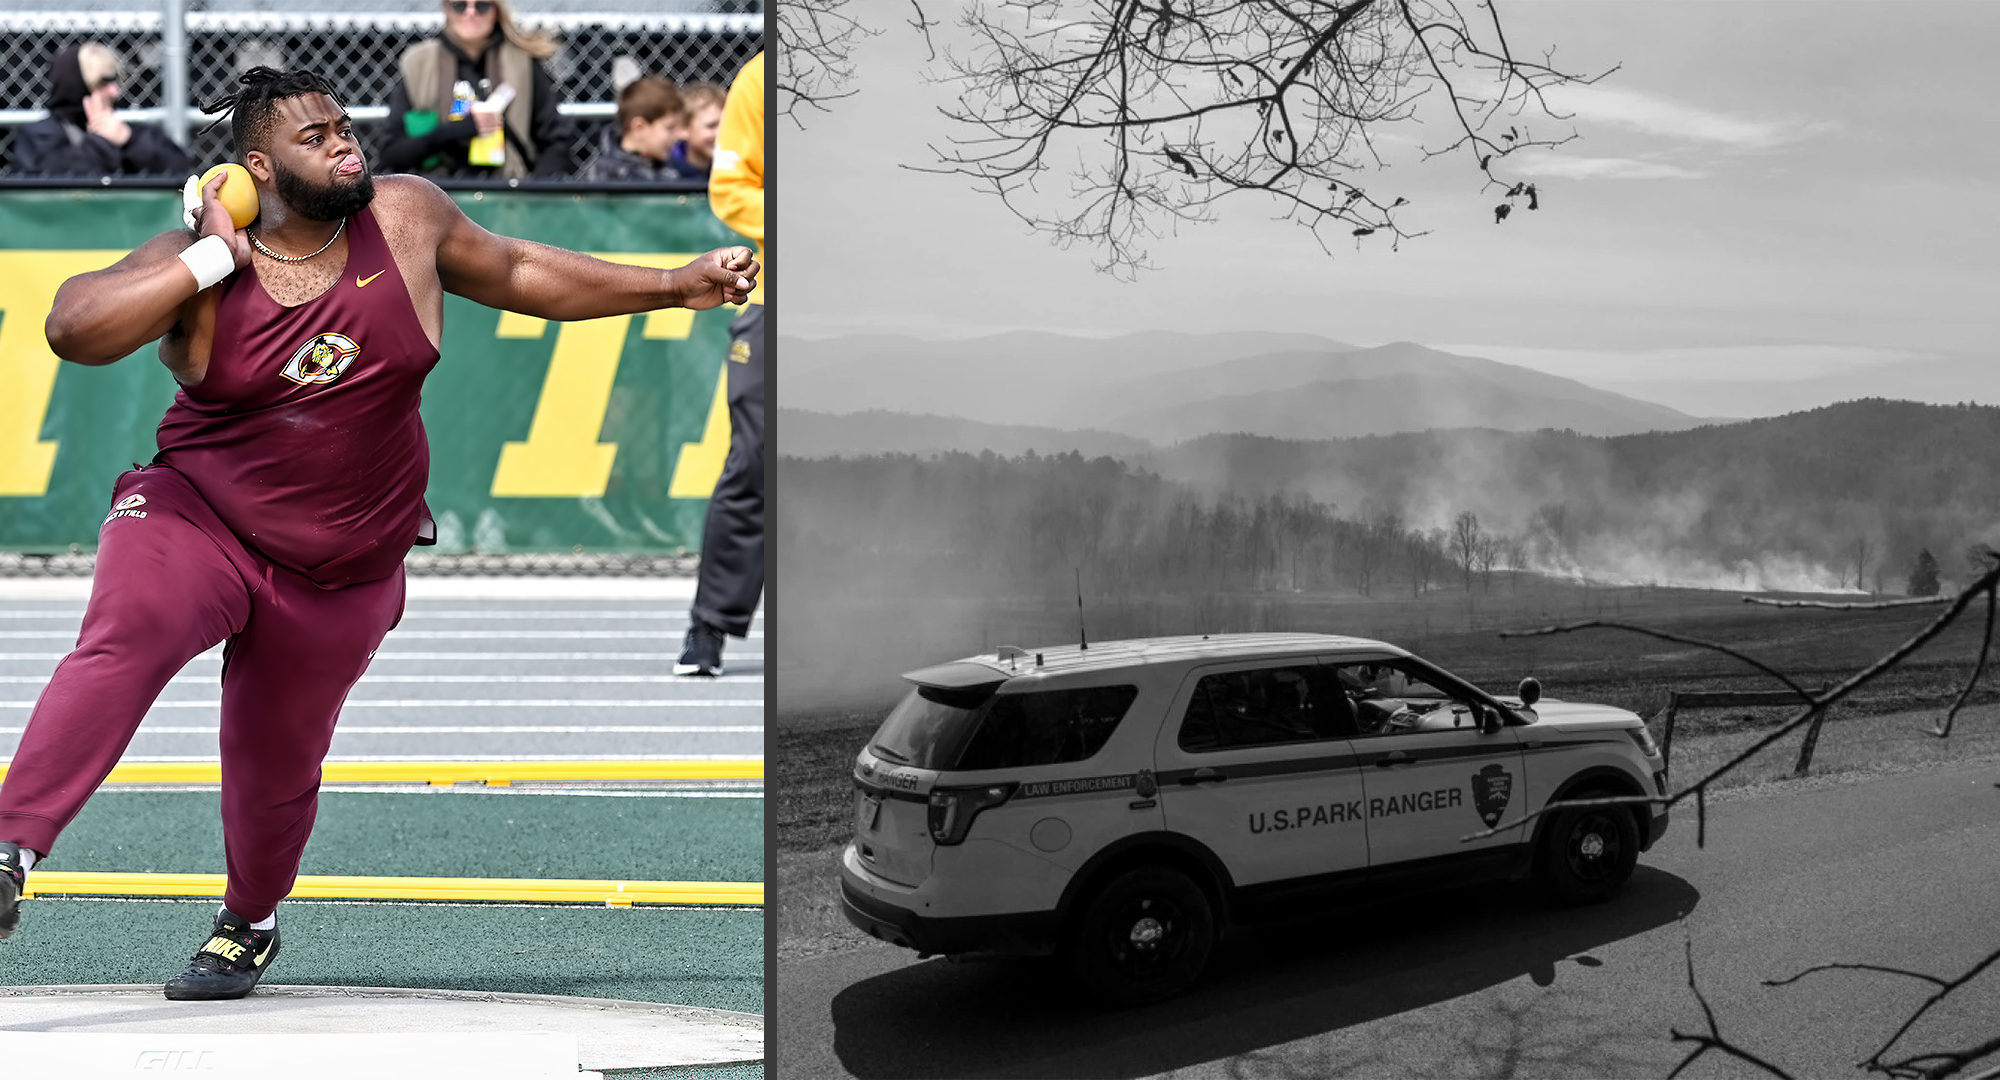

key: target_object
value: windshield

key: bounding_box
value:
[869,683,998,770]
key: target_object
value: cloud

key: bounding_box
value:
[1547,84,1830,150]
[1511,153,1706,180]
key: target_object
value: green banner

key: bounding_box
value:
[0,188,743,554]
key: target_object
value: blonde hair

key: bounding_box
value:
[443,0,558,61]
[492,0,560,62]
[680,81,726,113]
[78,42,121,89]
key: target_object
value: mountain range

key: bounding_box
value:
[780,333,1705,455]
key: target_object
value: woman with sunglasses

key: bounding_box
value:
[14,42,192,177]
[379,0,575,178]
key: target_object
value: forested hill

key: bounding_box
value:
[1156,399,1998,531]
[780,399,2000,596]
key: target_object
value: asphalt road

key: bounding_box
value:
[0,576,762,763]
[777,757,2000,1079]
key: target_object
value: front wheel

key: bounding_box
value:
[1536,799,1639,905]
[1065,866,1214,1006]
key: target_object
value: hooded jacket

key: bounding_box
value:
[14,43,192,176]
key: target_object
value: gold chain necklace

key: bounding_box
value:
[249,218,345,263]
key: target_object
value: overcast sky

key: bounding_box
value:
[783,2,2000,413]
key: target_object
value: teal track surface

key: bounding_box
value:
[0,789,765,1015]
[42,788,763,882]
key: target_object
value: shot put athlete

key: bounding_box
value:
[0,67,757,1000]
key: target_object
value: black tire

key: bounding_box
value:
[1065,865,1215,1006]
[1536,798,1640,905]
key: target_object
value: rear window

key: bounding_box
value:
[869,683,998,771]
[869,683,1139,772]
[956,685,1139,771]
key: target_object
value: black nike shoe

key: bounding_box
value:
[163,909,280,1000]
[0,841,25,940]
[674,620,727,676]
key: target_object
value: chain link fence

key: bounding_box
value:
[0,4,762,576]
[0,3,763,178]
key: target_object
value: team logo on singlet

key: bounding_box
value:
[279,332,361,386]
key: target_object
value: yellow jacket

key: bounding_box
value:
[711,51,764,305]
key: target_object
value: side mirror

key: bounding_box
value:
[1479,706,1504,735]
[1518,677,1541,707]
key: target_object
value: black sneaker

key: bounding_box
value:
[674,620,727,676]
[163,909,280,1000]
[0,841,24,940]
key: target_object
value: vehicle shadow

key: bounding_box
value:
[828,866,1700,1079]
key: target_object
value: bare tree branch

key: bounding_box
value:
[911,0,1612,276]
[775,0,880,126]
[1463,561,2000,849]
[1668,937,1798,1080]
[1499,619,1815,702]
[1933,580,1996,738]
[910,0,941,62]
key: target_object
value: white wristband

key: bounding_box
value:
[177,234,236,291]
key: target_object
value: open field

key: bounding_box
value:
[780,577,1999,728]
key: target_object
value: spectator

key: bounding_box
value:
[379,0,575,178]
[664,82,725,181]
[581,76,682,182]
[15,43,192,177]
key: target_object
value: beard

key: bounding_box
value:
[271,156,375,222]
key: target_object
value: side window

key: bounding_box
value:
[1178,665,1354,752]
[954,685,1139,770]
[1332,660,1482,737]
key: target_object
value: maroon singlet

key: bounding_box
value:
[154,205,439,589]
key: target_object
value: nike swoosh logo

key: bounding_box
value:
[356,270,386,287]
[253,940,274,966]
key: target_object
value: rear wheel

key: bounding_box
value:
[1065,866,1214,1006]
[1536,798,1640,905]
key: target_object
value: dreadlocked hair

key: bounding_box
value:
[198,67,344,155]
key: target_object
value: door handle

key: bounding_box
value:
[1374,751,1413,767]
[1178,767,1227,785]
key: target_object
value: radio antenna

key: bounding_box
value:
[1076,566,1088,651]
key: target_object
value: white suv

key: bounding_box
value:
[839,633,1670,1004]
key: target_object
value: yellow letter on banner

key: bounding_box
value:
[0,251,125,497]
[668,365,731,499]
[489,253,700,498]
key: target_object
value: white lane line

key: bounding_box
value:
[0,725,762,734]
[0,700,763,709]
[38,754,763,762]
[0,674,765,684]
[387,631,765,639]
[0,653,763,661]
[0,609,764,622]
[0,630,763,640]
[54,896,763,912]
[111,786,767,798]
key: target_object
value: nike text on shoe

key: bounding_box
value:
[0,841,24,940]
[674,620,726,676]
[164,909,280,1000]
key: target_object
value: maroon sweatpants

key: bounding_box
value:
[0,466,404,922]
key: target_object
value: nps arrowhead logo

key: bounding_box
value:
[1471,763,1513,828]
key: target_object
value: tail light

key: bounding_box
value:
[927,783,1015,845]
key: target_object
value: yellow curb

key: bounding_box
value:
[21,871,763,907]
[0,759,763,785]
